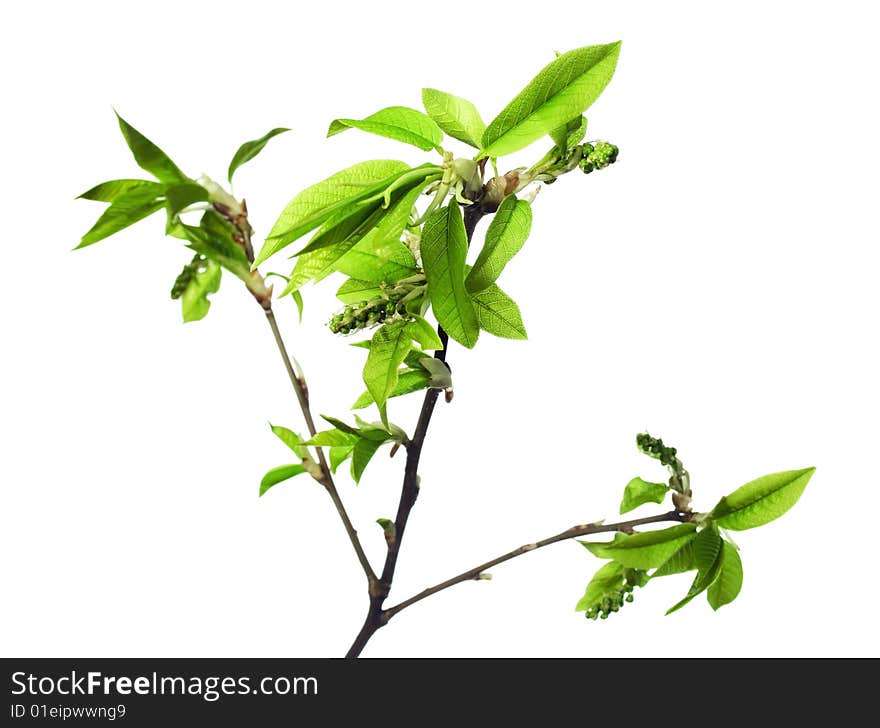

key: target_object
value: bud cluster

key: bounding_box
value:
[584,568,648,620]
[329,278,426,335]
[636,433,679,468]
[579,141,619,174]
[170,253,208,300]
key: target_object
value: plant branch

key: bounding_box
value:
[223,201,377,588]
[384,510,691,619]
[345,203,487,657]
[265,304,377,586]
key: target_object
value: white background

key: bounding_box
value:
[2,0,878,657]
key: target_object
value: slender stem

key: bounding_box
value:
[385,511,691,619]
[344,205,487,657]
[265,308,377,586]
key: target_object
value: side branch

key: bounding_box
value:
[265,308,377,586]
[384,510,691,619]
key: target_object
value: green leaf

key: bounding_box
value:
[352,369,431,409]
[666,527,723,614]
[320,415,362,437]
[710,468,815,531]
[550,115,587,151]
[280,176,425,294]
[355,419,400,443]
[470,283,527,339]
[575,561,624,611]
[580,523,698,570]
[270,424,308,459]
[294,197,384,257]
[406,316,443,350]
[260,464,306,496]
[420,202,479,348]
[228,127,290,182]
[480,42,622,158]
[257,159,409,265]
[292,290,304,322]
[421,88,486,149]
[77,185,165,248]
[466,195,532,293]
[329,445,354,473]
[351,437,383,484]
[165,182,209,219]
[363,323,413,423]
[328,106,443,152]
[178,211,252,281]
[707,541,743,610]
[652,537,699,578]
[619,477,669,515]
[300,168,434,257]
[115,111,186,184]
[78,179,164,202]
[303,430,359,447]
[403,347,427,369]
[419,357,453,389]
[336,278,384,304]
[180,260,221,322]
[335,241,419,284]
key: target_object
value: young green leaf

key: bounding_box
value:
[165,182,210,219]
[420,202,479,348]
[419,357,453,389]
[652,537,699,578]
[363,323,413,424]
[480,42,621,158]
[78,179,164,202]
[710,468,815,531]
[281,179,425,295]
[328,106,443,152]
[351,437,383,484]
[405,316,444,350]
[354,415,402,443]
[335,241,419,284]
[329,445,354,473]
[352,369,431,409]
[178,211,252,281]
[403,347,427,369]
[257,159,409,265]
[77,185,165,248]
[666,527,723,614]
[470,283,527,339]
[260,464,307,496]
[619,477,669,514]
[336,278,385,304]
[575,561,624,611]
[180,260,221,322]
[580,523,698,570]
[466,195,532,293]
[292,290,304,322]
[318,415,361,437]
[228,127,290,182]
[303,430,360,447]
[115,112,187,184]
[707,541,743,610]
[295,197,386,257]
[550,115,587,151]
[421,88,486,149]
[270,424,308,459]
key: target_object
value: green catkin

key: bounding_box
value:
[328,279,426,335]
[583,569,647,620]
